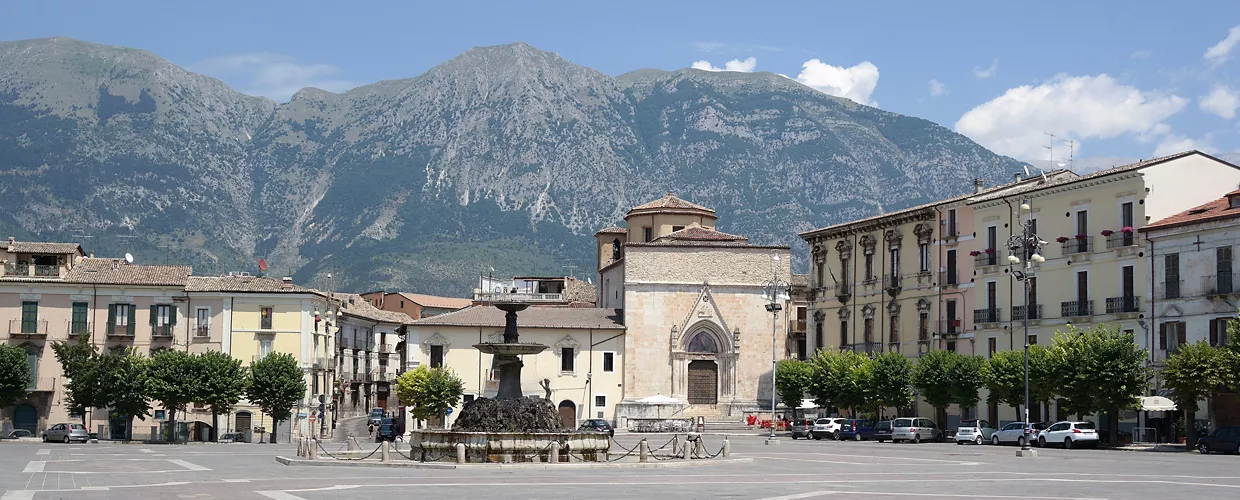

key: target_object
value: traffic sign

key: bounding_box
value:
[445,408,454,415]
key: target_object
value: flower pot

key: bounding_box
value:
[1176,437,1186,444]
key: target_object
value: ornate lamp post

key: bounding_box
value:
[1006,200,1046,457]
[763,255,790,445]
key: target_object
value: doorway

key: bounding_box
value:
[235,411,252,443]
[557,400,577,429]
[687,360,719,404]
[13,403,36,433]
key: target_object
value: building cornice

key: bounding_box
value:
[968,171,1143,210]
[802,208,936,243]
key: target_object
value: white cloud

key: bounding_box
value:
[1205,25,1240,66]
[972,58,998,78]
[928,79,947,97]
[691,57,758,73]
[690,41,783,53]
[1199,84,1240,118]
[954,74,1187,160]
[1130,49,1152,60]
[190,53,363,102]
[1154,133,1212,157]
[795,59,880,106]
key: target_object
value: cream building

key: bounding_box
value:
[405,306,625,428]
[1141,187,1240,430]
[595,193,792,424]
[966,151,1240,426]
[334,293,414,417]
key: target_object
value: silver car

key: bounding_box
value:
[43,423,89,443]
[955,419,997,445]
[890,417,943,443]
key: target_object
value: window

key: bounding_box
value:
[196,308,210,337]
[643,227,653,242]
[109,303,134,336]
[863,318,874,343]
[1076,210,1089,252]
[602,351,615,373]
[1121,202,1135,245]
[1165,253,1181,298]
[1025,219,1039,258]
[986,226,998,264]
[672,225,684,232]
[1210,318,1234,347]
[1077,271,1089,301]
[1220,247,1234,293]
[26,350,38,388]
[889,315,899,344]
[151,305,172,327]
[988,337,997,357]
[864,253,875,280]
[839,320,848,347]
[918,313,929,341]
[430,345,444,368]
[815,321,824,352]
[946,340,957,352]
[816,261,824,287]
[1159,321,1187,351]
[20,301,38,334]
[945,300,958,334]
[919,243,930,272]
[947,209,958,237]
[561,347,575,372]
[260,307,273,330]
[889,246,900,278]
[1028,277,1038,318]
[71,302,89,335]
[945,250,957,285]
[594,395,606,408]
[1028,334,1038,346]
[259,339,273,359]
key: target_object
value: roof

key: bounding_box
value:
[392,292,473,310]
[62,259,191,286]
[655,225,748,243]
[336,293,416,324]
[791,274,809,287]
[410,305,625,330]
[1141,190,1240,232]
[3,241,85,255]
[185,275,324,295]
[626,192,716,217]
[967,150,1217,204]
[595,226,627,235]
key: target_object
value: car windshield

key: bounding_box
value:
[959,420,979,428]
[68,424,85,430]
[1074,422,1096,430]
[815,419,831,424]
[876,421,891,431]
[893,419,913,427]
[1032,422,1048,430]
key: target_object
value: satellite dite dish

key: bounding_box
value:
[1023,165,1031,177]
[258,259,269,272]
[124,253,134,264]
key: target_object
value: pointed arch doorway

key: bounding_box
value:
[687,360,718,404]
[674,324,735,406]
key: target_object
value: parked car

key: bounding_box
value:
[839,419,877,441]
[811,417,849,440]
[789,418,816,439]
[1197,425,1240,454]
[3,429,33,439]
[872,420,894,442]
[42,423,89,443]
[217,433,243,443]
[992,421,1047,447]
[1039,421,1099,449]
[955,419,997,445]
[374,417,399,442]
[890,417,943,443]
[579,419,615,437]
[368,408,385,427]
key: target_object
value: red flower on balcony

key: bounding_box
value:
[1075,233,1088,240]
[985,248,996,254]
[969,250,981,257]
[1101,230,1114,236]
[1121,226,1134,233]
[1056,236,1070,243]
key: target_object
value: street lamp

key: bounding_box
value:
[1007,200,1046,457]
[763,255,790,446]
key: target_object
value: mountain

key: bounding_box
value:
[0,37,1027,295]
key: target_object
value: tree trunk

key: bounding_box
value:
[168,408,177,444]
[270,419,278,443]
[1186,410,1197,449]
[1107,410,1119,445]
[125,415,134,441]
[211,410,218,442]
[935,406,947,429]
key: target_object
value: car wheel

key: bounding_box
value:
[974,435,983,445]
[956,440,963,445]
[1038,437,1047,448]
[833,431,840,441]
[810,432,817,440]
[63,436,70,444]
[911,434,921,444]
[992,435,1000,446]
[41,434,47,443]
[854,433,861,441]
[791,435,799,440]
[1063,437,1073,450]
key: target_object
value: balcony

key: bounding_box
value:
[1011,304,1043,321]
[313,357,328,370]
[378,343,394,354]
[885,274,903,295]
[9,319,48,337]
[67,320,90,336]
[151,325,174,339]
[1159,280,1183,300]
[845,342,884,354]
[106,323,133,337]
[1060,299,1094,318]
[834,284,851,301]
[938,319,962,336]
[974,308,1001,325]
[1205,273,1238,296]
[790,319,807,333]
[1105,232,1138,250]
[917,339,932,355]
[473,292,564,303]
[1061,237,1094,257]
[28,377,57,392]
[939,271,959,287]
[974,252,999,272]
[194,324,210,338]
[1105,295,1141,315]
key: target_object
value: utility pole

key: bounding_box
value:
[1007,200,1046,457]
[764,255,789,446]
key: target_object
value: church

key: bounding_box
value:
[595,193,792,424]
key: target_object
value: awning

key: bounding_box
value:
[798,398,819,409]
[1139,396,1177,411]
[636,394,682,405]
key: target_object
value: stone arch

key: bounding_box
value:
[887,300,901,315]
[838,308,851,320]
[917,298,932,313]
[557,400,577,428]
[859,234,877,255]
[885,229,903,248]
[611,238,622,261]
[673,320,735,404]
[679,320,731,354]
[835,239,853,259]
[862,304,876,320]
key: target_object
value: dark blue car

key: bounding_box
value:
[838,419,877,441]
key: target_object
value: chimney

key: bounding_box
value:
[973,178,984,194]
[1015,172,1022,182]
[281,276,293,289]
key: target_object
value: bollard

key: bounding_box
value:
[671,435,680,455]
[457,442,467,464]
[639,439,649,462]
[381,441,391,462]
[309,438,319,460]
[549,442,560,464]
[722,437,731,458]
[297,437,305,457]
[347,436,360,451]
[681,440,690,460]
[694,437,705,458]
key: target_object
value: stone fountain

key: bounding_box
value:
[407,300,610,463]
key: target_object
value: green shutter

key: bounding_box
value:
[107,304,116,336]
[128,305,136,334]
[150,305,158,327]
[169,306,177,326]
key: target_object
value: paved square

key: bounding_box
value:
[2,435,1239,499]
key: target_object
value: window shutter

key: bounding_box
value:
[107,305,116,336]
[128,305,136,332]
[1210,319,1220,346]
[169,307,177,326]
[150,305,158,327]
[1158,323,1166,350]
[1177,322,1187,347]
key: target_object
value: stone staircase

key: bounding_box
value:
[680,404,756,432]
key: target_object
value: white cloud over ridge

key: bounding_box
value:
[955,74,1187,160]
[1199,84,1240,118]
[928,79,947,97]
[795,59,879,106]
[1205,25,1240,66]
[691,57,758,73]
[190,53,362,102]
[972,58,998,78]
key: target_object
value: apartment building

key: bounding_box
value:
[334,293,414,417]
[1142,187,1240,428]
[967,151,1240,425]
[359,291,471,319]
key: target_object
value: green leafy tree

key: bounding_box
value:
[98,348,150,441]
[1052,325,1149,444]
[147,350,201,443]
[1162,341,1236,448]
[1027,345,1061,417]
[914,349,959,427]
[806,350,871,419]
[50,334,104,425]
[197,351,249,442]
[396,365,464,426]
[870,352,914,418]
[982,350,1024,411]
[951,355,986,415]
[247,353,306,443]
[776,359,812,419]
[0,344,33,408]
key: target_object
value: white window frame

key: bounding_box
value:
[195,307,211,337]
[601,351,616,373]
[115,303,131,326]
[155,304,172,327]
[594,394,607,409]
[259,339,273,359]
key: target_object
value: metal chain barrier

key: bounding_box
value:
[317,440,383,461]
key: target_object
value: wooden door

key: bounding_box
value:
[687,360,718,405]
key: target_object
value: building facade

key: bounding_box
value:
[360,291,472,319]
[334,293,414,417]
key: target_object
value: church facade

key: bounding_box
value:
[595,193,791,423]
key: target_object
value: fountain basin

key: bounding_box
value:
[408,430,611,463]
[473,342,550,356]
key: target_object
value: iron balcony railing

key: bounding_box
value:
[1105,295,1141,314]
[34,264,59,277]
[151,324,174,338]
[939,271,959,287]
[974,308,1001,324]
[67,320,90,336]
[1160,279,1183,300]
[938,319,962,335]
[834,284,851,300]
[378,343,394,354]
[473,292,564,303]
[106,323,133,337]
[1062,236,1094,256]
[845,342,884,354]
[194,324,210,338]
[9,319,48,336]
[790,319,807,332]
[974,253,999,268]
[1105,232,1137,249]
[1206,273,1237,296]
[1011,304,1043,321]
[1060,299,1094,317]
[886,274,902,293]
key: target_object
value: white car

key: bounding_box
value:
[811,418,848,440]
[1038,421,1098,449]
[992,421,1048,447]
[955,419,997,445]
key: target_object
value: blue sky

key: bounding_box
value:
[4,0,1240,162]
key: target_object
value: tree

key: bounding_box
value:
[396,365,464,425]
[197,351,249,442]
[951,355,986,415]
[147,350,201,443]
[1162,341,1236,448]
[914,349,959,427]
[248,353,306,443]
[98,348,150,441]
[775,359,812,418]
[806,349,871,418]
[982,350,1025,412]
[50,334,104,425]
[0,344,33,409]
[1027,345,1061,418]
[1052,325,1148,444]
[870,352,914,418]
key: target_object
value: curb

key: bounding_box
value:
[276,456,752,469]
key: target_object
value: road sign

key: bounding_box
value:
[445,408,454,415]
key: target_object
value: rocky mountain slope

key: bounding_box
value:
[0,37,1026,295]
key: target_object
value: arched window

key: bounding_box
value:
[686,332,719,353]
[612,238,622,261]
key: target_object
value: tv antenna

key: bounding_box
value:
[563,263,578,279]
[1044,132,1055,166]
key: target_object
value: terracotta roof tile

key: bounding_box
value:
[627,192,715,215]
[410,305,624,330]
[186,275,323,295]
[61,259,192,286]
[3,241,85,255]
[336,293,416,324]
[594,226,627,235]
[655,225,748,242]
[1141,193,1240,231]
[393,292,472,310]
